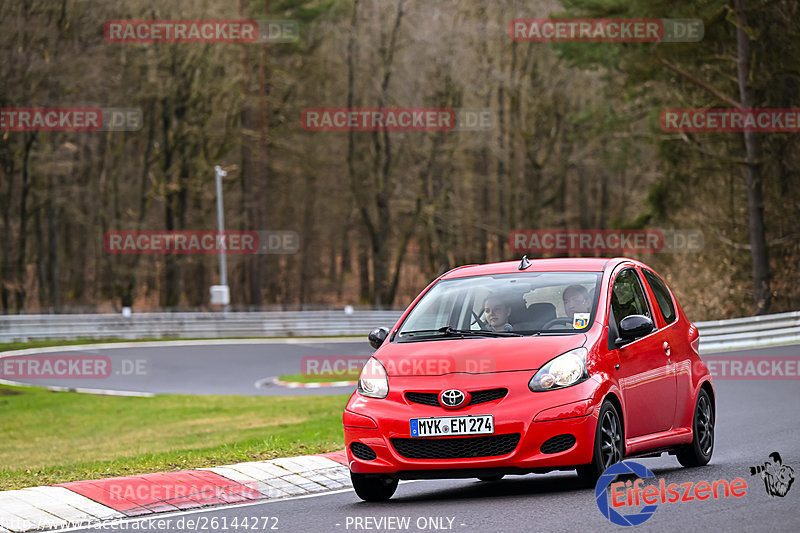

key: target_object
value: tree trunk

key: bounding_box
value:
[735,0,771,314]
[15,133,36,311]
[161,107,179,308]
[495,86,507,259]
[298,171,317,307]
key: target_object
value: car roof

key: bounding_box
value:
[440,257,628,279]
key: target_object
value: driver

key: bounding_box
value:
[483,294,513,332]
[562,284,591,316]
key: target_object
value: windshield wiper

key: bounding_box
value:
[397,329,446,337]
[398,326,521,338]
[437,326,521,337]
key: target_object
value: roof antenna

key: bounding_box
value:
[518,255,531,270]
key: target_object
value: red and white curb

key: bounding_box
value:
[0,451,349,532]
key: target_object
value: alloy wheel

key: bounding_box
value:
[696,394,714,455]
[599,409,622,469]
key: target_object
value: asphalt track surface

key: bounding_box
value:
[1,339,372,396]
[4,340,800,399]
[15,341,800,532]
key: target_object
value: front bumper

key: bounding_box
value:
[344,372,602,476]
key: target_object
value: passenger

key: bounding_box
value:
[483,294,513,332]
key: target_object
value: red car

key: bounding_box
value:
[344,257,715,501]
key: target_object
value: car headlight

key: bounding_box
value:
[529,347,588,392]
[358,357,389,399]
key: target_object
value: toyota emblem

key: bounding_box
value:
[440,389,466,408]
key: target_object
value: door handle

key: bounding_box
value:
[663,341,671,356]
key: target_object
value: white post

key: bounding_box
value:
[213,165,230,312]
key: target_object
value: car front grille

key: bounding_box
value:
[404,392,440,406]
[404,388,508,408]
[540,434,576,454]
[468,388,508,405]
[391,433,521,460]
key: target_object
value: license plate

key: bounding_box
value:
[410,415,494,437]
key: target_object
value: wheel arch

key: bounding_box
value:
[698,379,715,417]
[602,390,626,456]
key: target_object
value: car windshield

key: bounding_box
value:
[396,271,602,340]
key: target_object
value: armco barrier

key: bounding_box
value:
[695,310,800,353]
[0,311,404,343]
[0,310,798,352]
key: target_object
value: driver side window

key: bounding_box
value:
[610,268,651,331]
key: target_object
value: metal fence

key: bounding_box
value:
[694,310,800,352]
[1,309,798,352]
[0,310,405,342]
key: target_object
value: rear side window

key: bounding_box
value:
[642,269,676,324]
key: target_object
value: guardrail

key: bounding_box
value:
[0,310,798,352]
[0,311,405,342]
[695,310,800,353]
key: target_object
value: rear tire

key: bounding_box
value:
[577,400,624,486]
[350,472,398,502]
[676,388,714,467]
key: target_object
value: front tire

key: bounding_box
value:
[577,400,624,486]
[351,472,398,502]
[676,388,714,467]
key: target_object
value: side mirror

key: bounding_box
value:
[616,315,654,346]
[368,327,390,349]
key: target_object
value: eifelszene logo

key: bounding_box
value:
[750,452,795,497]
[596,461,659,527]
[595,460,748,527]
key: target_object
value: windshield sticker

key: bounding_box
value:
[573,313,590,328]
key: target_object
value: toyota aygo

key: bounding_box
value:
[344,257,715,501]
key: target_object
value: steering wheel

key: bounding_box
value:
[541,317,573,330]
[470,310,491,331]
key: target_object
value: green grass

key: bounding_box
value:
[278,373,359,383]
[0,385,348,491]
